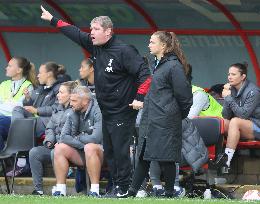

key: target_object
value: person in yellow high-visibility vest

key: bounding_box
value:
[188,85,223,119]
[0,56,38,151]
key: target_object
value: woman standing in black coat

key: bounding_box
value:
[126,31,192,198]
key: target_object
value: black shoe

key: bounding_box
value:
[31,190,43,196]
[103,186,117,198]
[126,188,137,198]
[213,153,228,169]
[103,186,129,198]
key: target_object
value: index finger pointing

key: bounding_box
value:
[41,5,47,12]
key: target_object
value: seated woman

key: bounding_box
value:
[6,62,62,177]
[0,56,38,151]
[79,58,95,93]
[57,65,72,83]
[187,64,223,119]
[216,62,260,173]
[207,83,225,103]
[12,61,62,137]
[188,84,223,119]
[29,81,77,195]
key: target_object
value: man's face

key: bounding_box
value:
[70,94,83,112]
[90,22,111,45]
[70,93,89,112]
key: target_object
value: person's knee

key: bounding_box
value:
[54,143,70,157]
[84,143,102,158]
[12,106,26,122]
[224,119,230,133]
[12,106,24,114]
[29,147,45,166]
[229,117,241,128]
[29,147,38,160]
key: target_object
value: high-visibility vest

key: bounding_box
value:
[192,85,223,118]
[0,79,32,102]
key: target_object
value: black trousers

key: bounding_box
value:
[130,140,176,194]
[102,116,136,190]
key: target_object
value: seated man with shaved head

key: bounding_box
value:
[52,86,103,197]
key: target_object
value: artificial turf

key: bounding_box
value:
[0,195,258,204]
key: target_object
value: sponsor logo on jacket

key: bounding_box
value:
[105,59,114,72]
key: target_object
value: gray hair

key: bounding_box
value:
[72,85,93,100]
[90,16,113,30]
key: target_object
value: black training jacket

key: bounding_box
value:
[51,18,151,119]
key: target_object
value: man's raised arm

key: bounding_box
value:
[40,5,93,53]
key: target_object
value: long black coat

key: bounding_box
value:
[138,53,192,162]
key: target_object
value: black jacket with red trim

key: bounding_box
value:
[51,18,151,119]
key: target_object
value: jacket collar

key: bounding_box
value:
[155,52,178,64]
[99,35,115,49]
[152,52,178,72]
[54,103,70,113]
[83,98,94,120]
[43,80,59,90]
[11,77,27,95]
